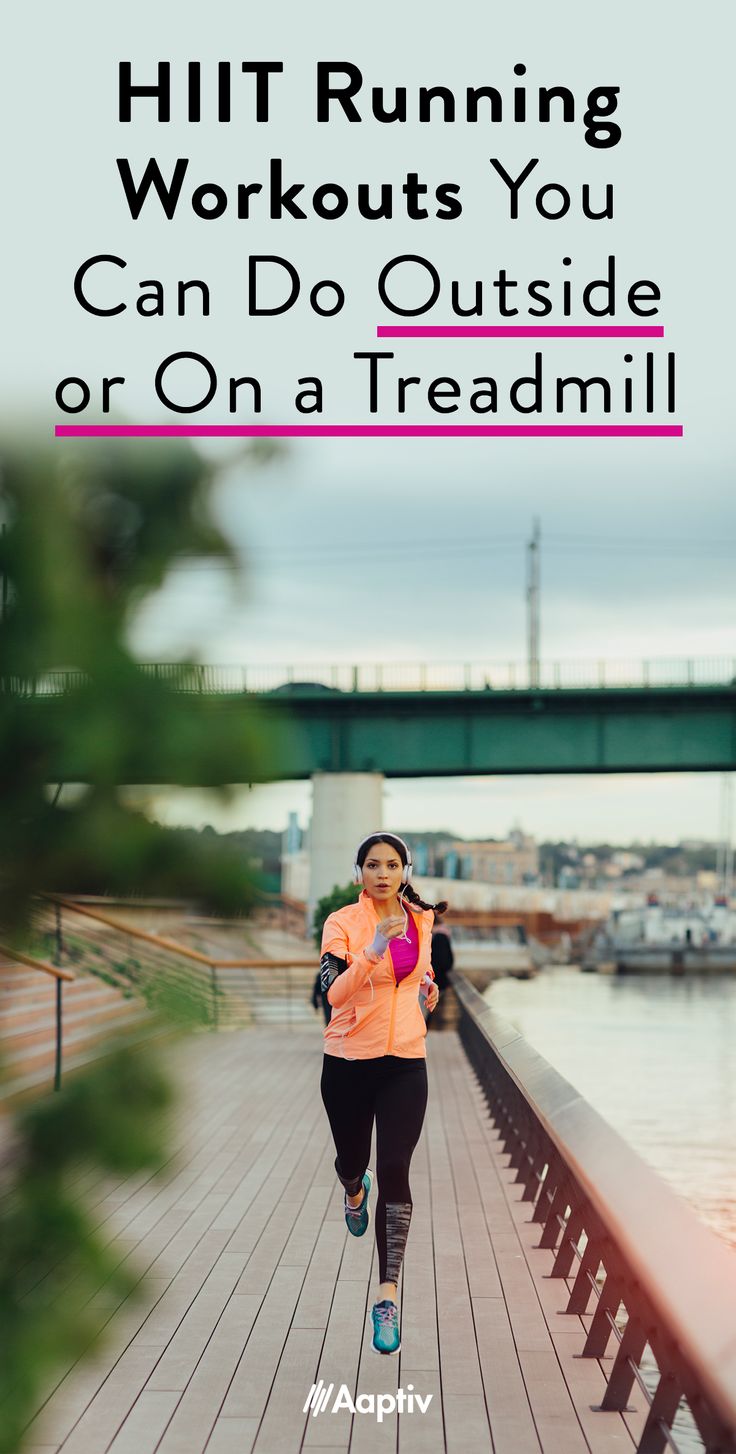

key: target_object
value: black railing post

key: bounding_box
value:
[53,903,64,1091]
[55,901,63,964]
[210,964,219,1028]
[550,1203,585,1279]
[54,976,63,1092]
[597,1312,648,1411]
[636,1370,683,1454]
[564,1233,600,1307]
[538,1165,572,1244]
[582,1269,623,1357]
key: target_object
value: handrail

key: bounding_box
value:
[206,958,317,968]
[0,942,74,982]
[37,898,321,1037]
[454,974,736,1454]
[46,897,316,971]
[48,896,221,967]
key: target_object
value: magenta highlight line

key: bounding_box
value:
[55,424,683,439]
[376,325,665,338]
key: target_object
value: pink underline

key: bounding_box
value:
[55,424,682,439]
[377,325,664,338]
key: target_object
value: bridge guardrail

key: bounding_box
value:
[454,973,736,1454]
[3,657,736,697]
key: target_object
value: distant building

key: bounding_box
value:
[450,833,539,887]
[281,815,310,901]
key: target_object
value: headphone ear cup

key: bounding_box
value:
[353,863,363,885]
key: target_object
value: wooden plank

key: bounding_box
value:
[220,1265,308,1419]
[233,1116,332,1290]
[202,1417,260,1454]
[550,1331,640,1454]
[303,1257,373,1449]
[394,1367,444,1454]
[396,1134,441,1373]
[410,1042,493,1454]
[24,1283,174,1446]
[23,1034,312,1444]
[472,1296,541,1454]
[44,1346,165,1454]
[155,1295,262,1454]
[145,1256,249,1391]
[292,1216,346,1330]
[106,1391,180,1454]
[252,1326,324,1453]
[350,1262,403,1454]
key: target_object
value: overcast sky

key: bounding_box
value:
[7,0,735,843]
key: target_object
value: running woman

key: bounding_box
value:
[319,832,447,1355]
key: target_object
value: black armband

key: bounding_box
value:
[320,952,347,994]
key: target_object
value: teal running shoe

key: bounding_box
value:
[371,1299,401,1355]
[344,1169,373,1237]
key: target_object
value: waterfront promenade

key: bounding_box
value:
[20,1026,648,1454]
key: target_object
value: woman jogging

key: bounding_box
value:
[319,832,447,1355]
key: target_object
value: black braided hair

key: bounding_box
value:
[356,833,449,915]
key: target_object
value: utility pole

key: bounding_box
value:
[719,774,734,900]
[1,521,7,624]
[527,517,541,688]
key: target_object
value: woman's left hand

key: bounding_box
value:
[426,982,440,1013]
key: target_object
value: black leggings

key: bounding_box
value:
[320,1054,428,1286]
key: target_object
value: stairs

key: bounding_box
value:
[0,957,155,1103]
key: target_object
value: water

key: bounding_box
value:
[485,966,736,1252]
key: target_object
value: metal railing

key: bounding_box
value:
[454,974,736,1454]
[3,657,736,698]
[0,932,75,1093]
[43,899,320,1032]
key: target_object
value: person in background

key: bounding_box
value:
[311,968,332,1025]
[428,914,454,1029]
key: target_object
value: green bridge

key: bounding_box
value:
[260,681,736,779]
[14,658,736,781]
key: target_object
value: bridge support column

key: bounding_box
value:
[308,772,384,925]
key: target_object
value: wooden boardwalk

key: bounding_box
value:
[20,1026,647,1454]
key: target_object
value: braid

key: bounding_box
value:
[403,882,449,915]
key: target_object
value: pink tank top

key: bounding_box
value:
[388,910,419,982]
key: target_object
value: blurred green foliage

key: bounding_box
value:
[0,436,278,935]
[312,881,360,948]
[0,1044,174,1454]
[0,434,281,1450]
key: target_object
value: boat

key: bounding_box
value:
[582,894,736,973]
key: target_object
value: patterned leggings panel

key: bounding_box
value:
[320,1053,428,1286]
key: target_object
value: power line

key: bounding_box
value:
[165,534,736,571]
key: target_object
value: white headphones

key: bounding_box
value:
[353,832,413,886]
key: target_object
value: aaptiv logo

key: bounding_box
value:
[303,1380,432,1422]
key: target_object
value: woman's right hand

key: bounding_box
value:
[376,915,408,942]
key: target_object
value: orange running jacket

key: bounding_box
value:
[321,889,436,1060]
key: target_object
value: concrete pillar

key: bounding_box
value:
[308,772,384,923]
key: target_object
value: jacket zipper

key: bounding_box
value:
[385,980,399,1055]
[385,908,426,1055]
